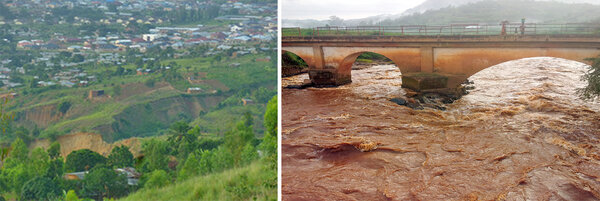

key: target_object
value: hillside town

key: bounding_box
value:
[0,0,277,90]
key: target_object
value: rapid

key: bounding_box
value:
[282,57,600,200]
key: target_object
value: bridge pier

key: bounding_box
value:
[401,73,468,95]
[308,69,351,86]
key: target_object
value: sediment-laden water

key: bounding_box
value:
[282,57,600,200]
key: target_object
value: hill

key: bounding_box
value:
[384,0,600,25]
[403,0,600,15]
[283,0,600,27]
[1,52,276,144]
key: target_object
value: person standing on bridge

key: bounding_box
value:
[520,18,526,35]
[501,20,509,35]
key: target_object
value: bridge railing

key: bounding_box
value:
[282,23,600,37]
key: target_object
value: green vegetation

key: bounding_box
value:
[121,96,277,200]
[20,176,61,200]
[121,160,276,201]
[0,1,277,200]
[108,145,135,168]
[82,165,129,200]
[580,56,600,100]
[65,149,107,172]
[282,51,307,67]
[0,52,276,143]
[0,95,276,200]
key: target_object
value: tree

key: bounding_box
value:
[44,157,64,180]
[212,146,233,172]
[140,139,170,172]
[30,147,49,176]
[9,138,29,163]
[58,101,72,114]
[224,121,255,167]
[107,145,134,168]
[329,15,344,26]
[2,162,34,194]
[20,177,61,201]
[145,169,169,188]
[177,152,200,181]
[59,51,72,59]
[82,165,128,200]
[198,149,214,175]
[259,96,277,157]
[47,142,61,159]
[580,56,600,100]
[115,66,125,76]
[65,190,80,201]
[65,149,107,172]
[71,54,84,63]
[167,121,193,144]
[243,111,253,127]
[240,143,257,166]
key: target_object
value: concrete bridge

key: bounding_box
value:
[282,34,600,94]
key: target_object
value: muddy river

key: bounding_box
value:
[282,57,600,200]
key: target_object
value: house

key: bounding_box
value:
[242,98,253,106]
[65,168,140,186]
[255,56,271,62]
[60,80,75,87]
[187,87,202,94]
[230,25,242,32]
[65,171,88,180]
[115,167,141,185]
[88,90,104,99]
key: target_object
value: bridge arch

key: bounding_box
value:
[434,48,596,78]
[281,47,316,68]
[282,50,309,76]
[433,48,599,87]
[326,47,421,74]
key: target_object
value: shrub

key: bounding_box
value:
[20,177,61,201]
[145,170,170,189]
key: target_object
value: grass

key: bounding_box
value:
[191,104,266,137]
[120,160,276,201]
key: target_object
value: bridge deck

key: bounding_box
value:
[282,35,600,48]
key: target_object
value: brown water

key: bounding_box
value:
[282,57,600,201]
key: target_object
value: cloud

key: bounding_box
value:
[282,0,426,20]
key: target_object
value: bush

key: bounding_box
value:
[58,101,72,114]
[20,177,61,201]
[177,152,199,181]
[144,78,156,87]
[65,189,80,201]
[580,56,600,100]
[145,170,170,189]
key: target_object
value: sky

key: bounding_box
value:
[282,0,427,20]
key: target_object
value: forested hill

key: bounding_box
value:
[284,0,600,27]
[401,0,600,16]
[382,0,600,25]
